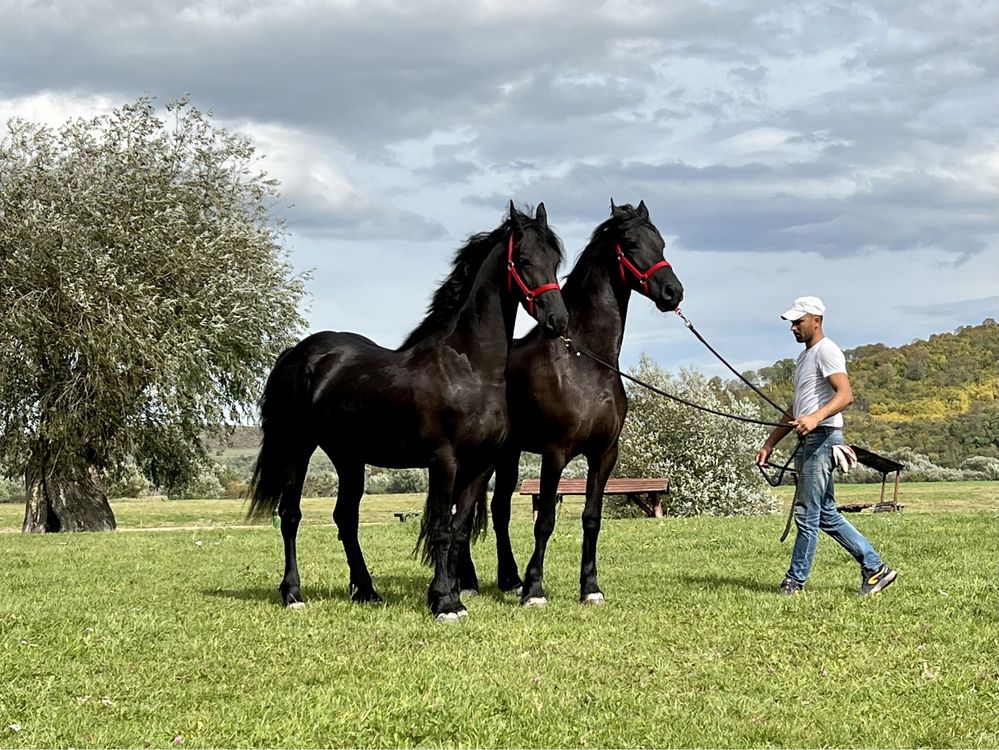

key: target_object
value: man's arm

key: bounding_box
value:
[791,371,853,435]
[755,409,794,466]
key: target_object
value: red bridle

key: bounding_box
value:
[616,242,672,296]
[508,233,561,316]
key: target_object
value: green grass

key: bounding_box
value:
[0,486,996,748]
[0,480,994,532]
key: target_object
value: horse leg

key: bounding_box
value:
[330,460,382,603]
[491,446,523,594]
[520,451,569,607]
[426,453,464,621]
[580,444,618,605]
[277,449,313,609]
[453,470,489,597]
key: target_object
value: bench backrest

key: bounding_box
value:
[519,478,669,495]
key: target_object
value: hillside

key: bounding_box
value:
[740,319,999,467]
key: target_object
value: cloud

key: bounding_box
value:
[2,0,996,375]
[898,295,999,322]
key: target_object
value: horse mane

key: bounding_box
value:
[399,207,564,350]
[563,204,645,294]
[398,222,511,349]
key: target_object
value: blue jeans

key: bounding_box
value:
[787,428,883,584]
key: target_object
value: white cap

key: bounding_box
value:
[780,296,826,320]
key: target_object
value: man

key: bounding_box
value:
[755,296,897,596]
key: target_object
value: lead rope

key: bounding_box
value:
[559,337,789,428]
[672,310,805,540]
[674,309,809,541]
[671,309,802,524]
[561,307,804,541]
[674,308,789,415]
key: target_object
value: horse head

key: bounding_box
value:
[609,199,683,312]
[508,201,569,338]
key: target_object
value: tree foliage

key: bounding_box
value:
[615,356,778,516]
[0,96,307,530]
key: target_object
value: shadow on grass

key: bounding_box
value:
[475,585,527,606]
[203,573,433,612]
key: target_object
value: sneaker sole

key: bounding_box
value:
[868,569,898,595]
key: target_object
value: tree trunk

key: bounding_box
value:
[22,452,116,533]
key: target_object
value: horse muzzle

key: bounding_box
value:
[654,283,684,313]
[536,295,569,338]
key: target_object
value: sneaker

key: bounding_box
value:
[779,577,803,596]
[859,565,897,596]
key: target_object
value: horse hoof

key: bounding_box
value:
[286,601,306,611]
[460,589,478,598]
[582,593,605,606]
[522,596,548,608]
[502,585,523,596]
[435,611,461,624]
[456,607,469,618]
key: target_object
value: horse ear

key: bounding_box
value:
[535,202,548,231]
[610,198,618,215]
[509,199,517,223]
[637,200,649,220]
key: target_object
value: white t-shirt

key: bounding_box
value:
[793,337,847,428]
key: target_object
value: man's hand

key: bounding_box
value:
[791,413,821,435]
[755,446,772,466]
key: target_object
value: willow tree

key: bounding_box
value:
[0,97,307,532]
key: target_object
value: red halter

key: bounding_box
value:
[508,233,561,316]
[616,243,671,296]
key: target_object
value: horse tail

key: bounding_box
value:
[415,496,436,566]
[247,345,310,520]
[469,478,490,544]
[414,476,490,565]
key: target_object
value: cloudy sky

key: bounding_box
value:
[2,0,996,384]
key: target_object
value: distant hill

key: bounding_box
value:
[739,319,999,467]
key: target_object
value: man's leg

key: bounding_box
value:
[818,473,883,572]
[818,434,896,594]
[785,433,830,586]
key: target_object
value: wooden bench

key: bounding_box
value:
[836,446,905,513]
[393,511,420,522]
[519,478,670,518]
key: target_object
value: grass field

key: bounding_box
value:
[0,483,996,748]
[0,480,994,531]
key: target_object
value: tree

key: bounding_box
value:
[615,356,778,516]
[0,96,307,532]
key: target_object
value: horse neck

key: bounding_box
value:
[563,244,630,361]
[444,243,517,368]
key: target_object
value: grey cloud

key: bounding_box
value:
[0,2,836,151]
[415,158,480,185]
[466,151,998,258]
[728,65,769,86]
[897,295,999,322]
[276,200,447,242]
[4,1,996,260]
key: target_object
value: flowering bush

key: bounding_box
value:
[614,356,778,517]
[366,468,428,494]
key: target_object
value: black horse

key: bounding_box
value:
[248,203,568,621]
[456,201,683,606]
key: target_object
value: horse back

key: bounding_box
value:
[294,332,510,467]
